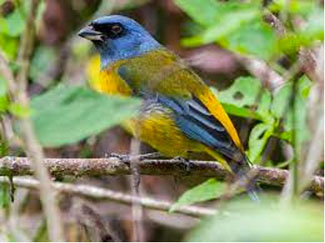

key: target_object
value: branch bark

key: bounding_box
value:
[0,176,216,218]
[0,156,323,197]
[236,55,285,92]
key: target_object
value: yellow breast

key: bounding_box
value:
[86,55,132,96]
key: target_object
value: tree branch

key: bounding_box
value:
[0,156,323,197]
[236,55,285,92]
[0,176,216,218]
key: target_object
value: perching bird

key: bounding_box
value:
[79,15,258,198]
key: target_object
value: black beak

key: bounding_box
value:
[78,25,103,41]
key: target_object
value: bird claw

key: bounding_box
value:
[108,153,130,164]
[173,156,192,175]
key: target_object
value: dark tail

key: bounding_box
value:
[228,153,260,201]
[248,189,260,201]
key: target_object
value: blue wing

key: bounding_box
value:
[156,95,244,162]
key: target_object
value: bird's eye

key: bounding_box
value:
[91,22,124,39]
[111,24,123,36]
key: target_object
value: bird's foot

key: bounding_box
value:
[107,153,130,164]
[172,156,193,175]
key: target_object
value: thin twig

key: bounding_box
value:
[299,44,324,194]
[263,10,286,36]
[0,156,323,197]
[300,115,324,192]
[0,0,65,240]
[73,201,121,242]
[129,138,144,242]
[0,50,16,95]
[279,59,314,203]
[0,177,217,218]
[8,188,30,241]
[299,45,324,84]
[236,55,285,92]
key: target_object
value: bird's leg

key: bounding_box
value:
[172,156,193,175]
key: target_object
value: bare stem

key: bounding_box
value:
[0,176,216,218]
[0,0,65,240]
[236,55,285,92]
[130,138,144,241]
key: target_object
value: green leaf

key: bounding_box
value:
[200,8,259,44]
[220,103,260,120]
[0,76,7,96]
[273,1,323,54]
[248,123,274,163]
[170,179,224,212]
[269,0,318,17]
[9,103,31,118]
[217,77,264,106]
[0,183,10,209]
[214,77,272,122]
[184,21,277,60]
[0,35,18,60]
[31,85,141,147]
[0,96,9,113]
[177,0,277,60]
[271,83,291,119]
[186,200,324,242]
[0,9,25,37]
[175,0,220,27]
[225,21,277,60]
[303,9,324,41]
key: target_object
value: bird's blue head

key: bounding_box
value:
[78,15,162,68]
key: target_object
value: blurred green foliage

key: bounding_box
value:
[30,85,141,147]
[0,124,10,209]
[176,0,278,60]
[216,77,272,121]
[0,182,10,209]
[177,0,323,59]
[0,76,9,113]
[186,199,324,242]
[0,1,26,59]
[30,46,56,84]
[213,75,312,164]
[170,178,224,212]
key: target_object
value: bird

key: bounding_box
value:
[79,15,258,199]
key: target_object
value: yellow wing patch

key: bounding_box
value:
[198,88,243,151]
